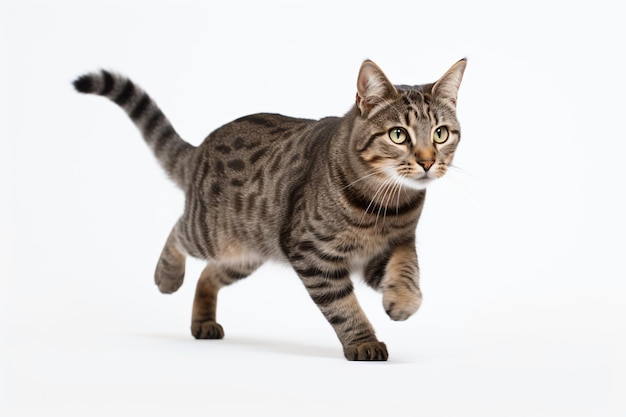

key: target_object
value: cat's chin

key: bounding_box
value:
[387,170,435,190]
[403,177,433,190]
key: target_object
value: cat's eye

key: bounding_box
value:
[433,126,449,144]
[389,127,409,144]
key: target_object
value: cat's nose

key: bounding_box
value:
[416,149,435,171]
[417,159,435,171]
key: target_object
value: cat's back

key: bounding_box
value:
[191,112,338,192]
[202,113,316,150]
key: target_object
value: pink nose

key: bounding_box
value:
[417,160,435,171]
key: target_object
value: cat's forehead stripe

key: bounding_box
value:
[396,101,433,127]
[403,112,411,127]
[397,90,433,121]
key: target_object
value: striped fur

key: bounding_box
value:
[73,71,194,188]
[73,59,466,361]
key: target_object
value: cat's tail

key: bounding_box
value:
[73,70,194,188]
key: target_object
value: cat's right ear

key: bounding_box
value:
[356,60,398,117]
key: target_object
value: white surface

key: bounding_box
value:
[2,0,625,416]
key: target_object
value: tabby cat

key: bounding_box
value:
[73,58,466,361]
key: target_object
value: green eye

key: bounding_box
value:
[389,127,409,144]
[433,126,449,144]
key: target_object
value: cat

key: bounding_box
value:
[73,58,466,361]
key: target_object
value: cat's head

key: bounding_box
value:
[351,59,466,190]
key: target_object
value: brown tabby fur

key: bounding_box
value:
[73,59,467,360]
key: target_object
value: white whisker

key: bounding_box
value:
[376,179,395,228]
[448,164,481,181]
[340,169,384,190]
[394,178,404,216]
[360,177,394,227]
[445,164,481,213]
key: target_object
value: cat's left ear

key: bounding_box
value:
[356,60,398,117]
[432,58,467,107]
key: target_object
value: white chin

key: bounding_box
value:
[403,177,433,190]
[388,171,434,190]
[384,167,436,190]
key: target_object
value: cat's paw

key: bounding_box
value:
[156,275,184,294]
[155,264,184,294]
[383,285,422,321]
[191,320,224,339]
[343,341,388,361]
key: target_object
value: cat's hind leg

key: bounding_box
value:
[191,260,262,339]
[155,223,187,294]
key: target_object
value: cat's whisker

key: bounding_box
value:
[340,168,386,190]
[377,182,390,227]
[448,163,481,181]
[382,178,403,226]
[359,181,383,225]
[394,178,404,217]
[445,167,481,213]
[362,177,394,227]
[376,179,396,228]
[369,178,393,215]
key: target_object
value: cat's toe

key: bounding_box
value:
[191,321,224,339]
[343,341,388,361]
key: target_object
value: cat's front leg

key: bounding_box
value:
[292,264,388,361]
[364,239,422,321]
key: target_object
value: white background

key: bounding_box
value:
[2,0,625,416]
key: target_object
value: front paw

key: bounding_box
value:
[344,341,388,361]
[191,320,224,339]
[383,285,422,321]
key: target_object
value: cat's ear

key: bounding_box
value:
[356,60,398,117]
[432,58,467,107]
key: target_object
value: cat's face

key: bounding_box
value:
[352,60,466,190]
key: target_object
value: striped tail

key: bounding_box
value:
[73,70,194,188]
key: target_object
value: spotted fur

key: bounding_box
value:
[73,59,467,361]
